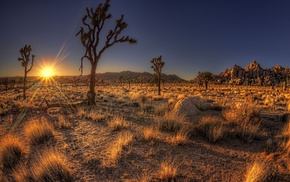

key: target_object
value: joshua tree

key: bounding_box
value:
[76,0,137,105]
[18,45,35,99]
[196,71,213,90]
[151,55,165,95]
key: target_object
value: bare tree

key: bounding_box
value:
[18,45,35,99]
[151,55,165,95]
[196,71,213,90]
[76,0,137,105]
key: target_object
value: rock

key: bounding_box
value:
[173,97,222,117]
[173,97,201,117]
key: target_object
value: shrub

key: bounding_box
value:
[12,164,34,182]
[24,120,54,145]
[0,135,27,171]
[102,131,134,166]
[156,111,189,133]
[158,159,178,181]
[244,160,273,182]
[31,149,73,181]
[168,130,189,146]
[222,103,261,142]
[143,127,157,141]
[195,116,224,143]
[108,116,129,131]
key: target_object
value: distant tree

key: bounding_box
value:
[76,0,137,105]
[151,55,165,95]
[17,45,35,99]
[196,71,213,90]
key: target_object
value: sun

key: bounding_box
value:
[41,67,54,78]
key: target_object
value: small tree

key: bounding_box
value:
[196,71,213,90]
[18,45,35,99]
[151,55,165,95]
[76,0,137,105]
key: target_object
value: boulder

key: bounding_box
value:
[173,97,201,117]
[173,97,222,117]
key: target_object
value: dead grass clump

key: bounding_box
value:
[24,120,54,145]
[143,127,157,141]
[168,130,189,146]
[57,115,72,129]
[222,104,261,142]
[12,164,33,182]
[77,106,86,118]
[102,131,134,166]
[156,111,189,133]
[154,103,169,116]
[158,159,178,181]
[0,135,27,171]
[131,94,148,105]
[86,110,106,122]
[195,116,224,143]
[244,160,274,182]
[31,149,73,181]
[108,116,129,131]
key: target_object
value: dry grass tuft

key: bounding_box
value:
[222,103,261,142]
[24,120,54,145]
[86,110,106,122]
[0,135,27,171]
[108,116,129,131]
[158,159,178,181]
[77,106,86,118]
[143,127,157,141]
[244,160,273,182]
[156,111,190,133]
[195,116,224,143]
[12,164,33,182]
[102,131,134,167]
[57,115,72,129]
[168,130,189,146]
[31,149,73,182]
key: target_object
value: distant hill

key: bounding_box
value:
[92,71,187,83]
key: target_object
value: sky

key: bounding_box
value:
[1,0,290,80]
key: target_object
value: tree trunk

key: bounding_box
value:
[205,81,208,90]
[158,74,161,95]
[23,67,27,99]
[88,63,97,105]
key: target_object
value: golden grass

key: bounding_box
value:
[31,149,73,181]
[158,159,178,181]
[156,111,190,133]
[244,161,272,182]
[222,103,261,142]
[12,164,33,182]
[77,106,86,118]
[168,130,189,146]
[143,127,157,141]
[57,115,72,129]
[0,134,27,170]
[102,131,134,167]
[108,116,129,131]
[195,116,224,143]
[24,119,54,145]
[86,110,106,122]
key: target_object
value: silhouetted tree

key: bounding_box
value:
[18,45,35,99]
[197,71,213,90]
[151,55,165,95]
[76,0,137,105]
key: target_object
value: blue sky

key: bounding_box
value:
[1,0,290,80]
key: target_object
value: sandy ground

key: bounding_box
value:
[0,83,290,181]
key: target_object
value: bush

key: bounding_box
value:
[0,135,27,171]
[222,103,261,142]
[195,116,224,143]
[108,116,129,131]
[156,111,190,133]
[31,149,73,182]
[24,120,54,145]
